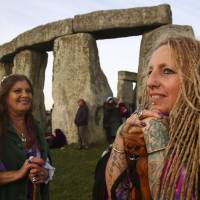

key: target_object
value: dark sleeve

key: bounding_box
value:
[75,106,89,125]
[92,149,111,200]
[103,110,110,128]
[74,108,80,125]
[84,106,89,121]
[0,160,6,171]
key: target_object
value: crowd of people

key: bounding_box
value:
[103,96,130,144]
[1,35,200,200]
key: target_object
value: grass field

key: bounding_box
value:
[49,144,107,200]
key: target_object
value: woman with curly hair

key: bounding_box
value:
[0,74,54,200]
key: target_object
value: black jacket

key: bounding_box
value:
[103,106,122,128]
[74,104,89,126]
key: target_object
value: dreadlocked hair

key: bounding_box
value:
[152,37,200,199]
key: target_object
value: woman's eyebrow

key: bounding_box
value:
[159,63,169,67]
[148,63,167,70]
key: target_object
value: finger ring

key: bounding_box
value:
[28,156,33,164]
[32,177,37,182]
[133,109,143,120]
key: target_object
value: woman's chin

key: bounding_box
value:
[150,105,170,114]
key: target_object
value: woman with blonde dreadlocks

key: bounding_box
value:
[104,36,200,200]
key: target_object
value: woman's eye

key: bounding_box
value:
[26,89,32,93]
[163,68,175,74]
[14,89,21,93]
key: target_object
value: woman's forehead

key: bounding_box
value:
[11,80,30,88]
[148,45,173,67]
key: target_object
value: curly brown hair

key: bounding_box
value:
[0,74,35,146]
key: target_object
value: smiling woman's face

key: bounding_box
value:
[6,80,33,115]
[146,45,180,113]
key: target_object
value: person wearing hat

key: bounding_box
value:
[103,97,123,144]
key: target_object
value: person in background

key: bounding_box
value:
[74,98,89,149]
[0,74,54,200]
[45,131,55,148]
[103,97,123,144]
[118,102,130,121]
[46,128,67,149]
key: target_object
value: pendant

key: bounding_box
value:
[21,133,27,143]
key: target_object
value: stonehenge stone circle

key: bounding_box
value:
[0,4,195,144]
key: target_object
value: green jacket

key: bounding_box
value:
[0,120,50,200]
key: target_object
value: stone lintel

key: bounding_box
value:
[0,19,73,62]
[73,4,172,39]
[118,71,137,82]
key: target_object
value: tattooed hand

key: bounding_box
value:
[105,124,127,199]
[143,117,169,198]
[123,123,151,200]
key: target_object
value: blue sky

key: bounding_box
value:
[0,0,199,110]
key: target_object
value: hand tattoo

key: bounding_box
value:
[143,119,169,198]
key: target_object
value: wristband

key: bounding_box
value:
[112,146,125,154]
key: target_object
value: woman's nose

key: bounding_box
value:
[21,90,29,97]
[147,71,160,89]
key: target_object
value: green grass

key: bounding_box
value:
[49,144,107,200]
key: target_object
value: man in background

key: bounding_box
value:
[74,99,89,149]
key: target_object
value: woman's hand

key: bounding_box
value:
[28,157,48,184]
[125,109,161,127]
[17,159,39,180]
[29,166,48,184]
[105,125,127,199]
[123,114,154,200]
[0,159,39,186]
[122,109,162,153]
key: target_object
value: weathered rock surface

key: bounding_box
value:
[118,71,137,82]
[137,24,195,105]
[117,71,137,105]
[0,62,13,81]
[13,49,47,129]
[73,4,172,39]
[0,19,73,62]
[52,33,112,144]
[0,4,196,145]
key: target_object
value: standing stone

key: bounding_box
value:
[13,49,47,129]
[0,62,13,81]
[137,24,195,105]
[117,71,137,110]
[53,33,112,144]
